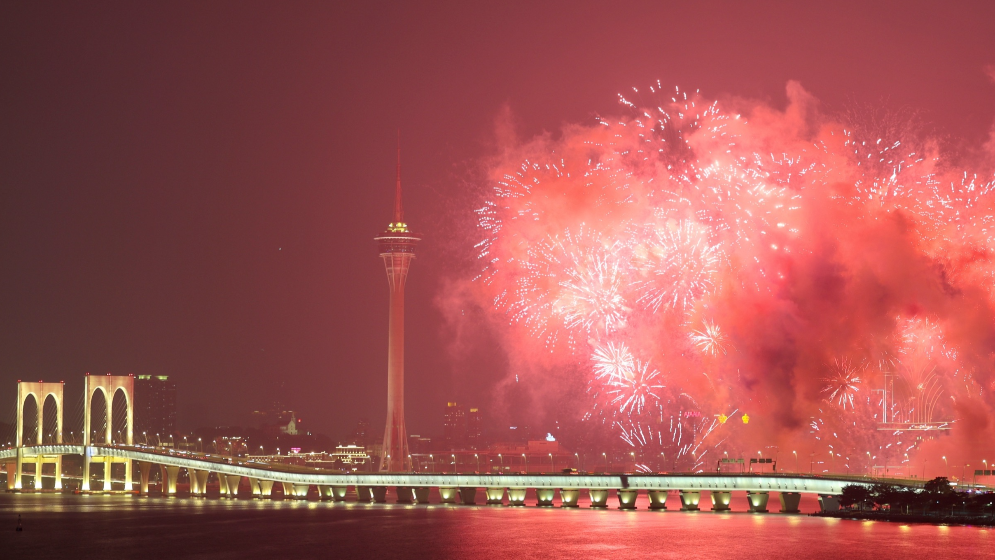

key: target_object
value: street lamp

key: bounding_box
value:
[523,454,528,473]
[451,454,456,474]
[942,456,948,478]
[603,452,608,473]
[430,454,434,473]
[475,454,479,473]
[549,453,554,473]
[498,454,503,469]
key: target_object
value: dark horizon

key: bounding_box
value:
[2,1,995,442]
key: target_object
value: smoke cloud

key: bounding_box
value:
[450,80,995,474]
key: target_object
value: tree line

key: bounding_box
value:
[839,477,995,517]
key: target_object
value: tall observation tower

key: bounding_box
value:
[375,142,419,472]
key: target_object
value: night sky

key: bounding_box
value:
[2,1,994,439]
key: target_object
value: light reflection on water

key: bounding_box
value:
[0,493,991,559]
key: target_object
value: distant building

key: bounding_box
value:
[408,433,432,453]
[134,375,176,439]
[330,445,370,469]
[443,402,484,450]
[351,418,371,447]
[443,402,467,449]
[252,402,301,436]
[467,408,482,449]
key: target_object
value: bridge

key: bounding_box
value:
[2,442,913,513]
[1,375,931,513]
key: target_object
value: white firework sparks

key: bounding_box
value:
[591,341,635,383]
[822,357,862,410]
[609,360,665,415]
[690,321,727,356]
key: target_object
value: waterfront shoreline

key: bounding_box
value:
[813,510,995,527]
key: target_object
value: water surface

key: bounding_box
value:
[0,493,989,559]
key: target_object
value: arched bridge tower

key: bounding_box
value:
[13,381,64,490]
[82,373,134,491]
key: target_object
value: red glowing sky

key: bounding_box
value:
[1,1,994,439]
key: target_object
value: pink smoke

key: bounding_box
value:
[453,80,995,476]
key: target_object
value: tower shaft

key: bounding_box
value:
[380,251,413,471]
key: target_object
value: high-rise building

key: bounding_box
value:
[375,139,419,472]
[467,407,482,449]
[443,402,466,448]
[134,375,176,440]
[351,418,371,447]
[443,402,483,449]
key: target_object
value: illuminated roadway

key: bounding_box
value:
[2,443,897,494]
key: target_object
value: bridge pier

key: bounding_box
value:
[818,494,841,512]
[679,490,701,511]
[413,487,430,504]
[371,486,387,503]
[162,465,179,495]
[14,449,23,491]
[332,485,348,501]
[485,487,506,505]
[194,470,209,496]
[507,488,527,506]
[589,489,609,508]
[101,457,112,491]
[293,484,310,499]
[779,492,801,513]
[617,489,637,510]
[459,487,478,505]
[137,461,151,494]
[535,488,556,507]
[356,486,372,502]
[226,475,243,498]
[439,487,457,504]
[395,486,414,504]
[559,489,580,507]
[123,459,132,491]
[248,478,262,497]
[318,485,333,500]
[80,451,89,492]
[647,490,667,510]
[34,455,43,490]
[4,460,16,491]
[260,480,275,498]
[280,482,292,498]
[747,491,769,512]
[188,468,201,496]
[710,491,732,511]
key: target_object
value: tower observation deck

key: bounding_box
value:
[374,141,419,472]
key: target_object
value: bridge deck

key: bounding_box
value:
[0,445,931,495]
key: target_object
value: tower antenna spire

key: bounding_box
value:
[394,129,403,224]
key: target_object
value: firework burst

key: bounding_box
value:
[690,320,727,356]
[591,341,635,383]
[823,358,863,410]
[608,360,665,416]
